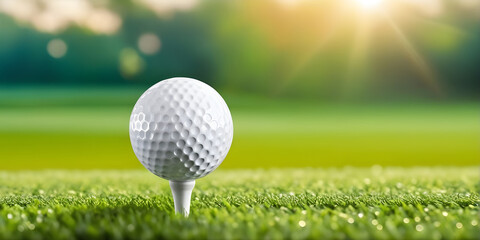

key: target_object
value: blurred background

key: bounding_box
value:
[0,0,478,169]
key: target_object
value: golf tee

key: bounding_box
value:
[169,180,195,217]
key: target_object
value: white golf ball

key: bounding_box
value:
[129,77,233,181]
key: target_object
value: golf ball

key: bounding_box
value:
[129,77,233,181]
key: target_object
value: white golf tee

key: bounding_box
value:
[169,180,195,216]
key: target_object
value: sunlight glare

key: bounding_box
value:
[355,0,382,9]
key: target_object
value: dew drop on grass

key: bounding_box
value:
[299,220,306,227]
[456,223,463,229]
[371,220,379,226]
[414,217,421,222]
[376,225,383,230]
[442,211,448,216]
[7,214,12,219]
[471,220,478,226]
[358,213,364,218]
[416,225,424,231]
[434,221,441,227]
[403,218,410,224]
[348,218,354,224]
[27,223,35,230]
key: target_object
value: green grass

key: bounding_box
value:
[0,100,478,169]
[0,167,479,239]
[1,89,478,238]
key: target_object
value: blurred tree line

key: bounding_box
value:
[0,0,478,100]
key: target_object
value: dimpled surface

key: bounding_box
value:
[129,78,233,181]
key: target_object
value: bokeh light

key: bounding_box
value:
[0,0,121,34]
[119,48,144,78]
[46,38,67,59]
[84,9,122,34]
[138,33,161,55]
[136,0,199,16]
[0,0,37,22]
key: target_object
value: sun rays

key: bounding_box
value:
[343,10,375,97]
[345,2,442,96]
[381,12,442,95]
[276,0,450,97]
[276,3,348,93]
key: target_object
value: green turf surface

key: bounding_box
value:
[0,167,478,239]
[0,101,478,169]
